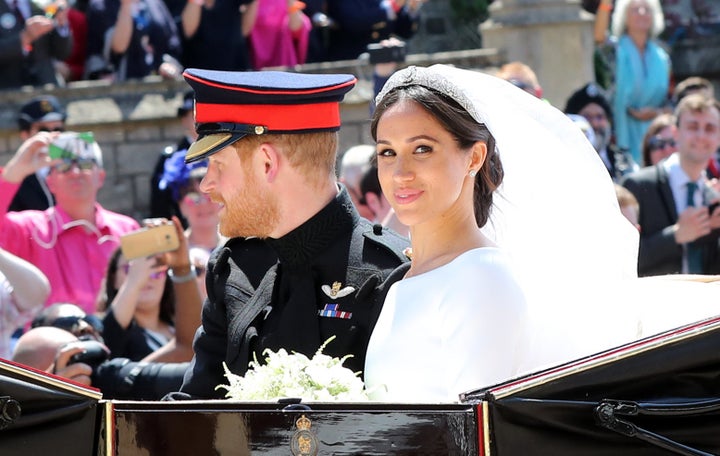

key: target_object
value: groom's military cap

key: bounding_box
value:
[182,69,357,163]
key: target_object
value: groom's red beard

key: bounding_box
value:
[215,174,281,239]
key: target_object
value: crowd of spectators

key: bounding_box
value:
[0,0,426,88]
[0,96,208,398]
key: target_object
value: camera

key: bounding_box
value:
[367,42,407,65]
[120,221,180,260]
[91,358,189,400]
[67,340,110,369]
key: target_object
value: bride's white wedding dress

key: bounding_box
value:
[364,248,527,403]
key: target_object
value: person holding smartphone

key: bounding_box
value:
[98,215,202,363]
[0,131,140,314]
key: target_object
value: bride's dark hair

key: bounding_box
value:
[370,84,503,228]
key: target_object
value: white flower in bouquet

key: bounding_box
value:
[216,336,371,402]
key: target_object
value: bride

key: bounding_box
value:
[363,64,720,403]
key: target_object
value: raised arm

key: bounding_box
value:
[594,0,613,45]
[143,216,202,363]
[111,0,136,54]
[0,247,50,312]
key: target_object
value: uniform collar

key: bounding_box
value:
[265,185,358,269]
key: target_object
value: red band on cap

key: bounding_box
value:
[195,102,342,130]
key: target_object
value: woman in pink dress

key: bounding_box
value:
[245,0,311,69]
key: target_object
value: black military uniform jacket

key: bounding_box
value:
[177,187,409,399]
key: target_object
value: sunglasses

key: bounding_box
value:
[182,192,213,206]
[648,137,676,151]
[52,158,97,173]
[33,314,104,339]
[121,264,166,280]
[37,126,65,133]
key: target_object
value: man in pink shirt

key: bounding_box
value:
[0,131,139,314]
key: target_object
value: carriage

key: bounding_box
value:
[2,311,719,455]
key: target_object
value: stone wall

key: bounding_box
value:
[0,49,503,221]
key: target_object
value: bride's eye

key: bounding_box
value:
[377,148,395,157]
[414,145,432,155]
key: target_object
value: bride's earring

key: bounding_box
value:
[469,169,477,178]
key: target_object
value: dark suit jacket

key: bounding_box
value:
[0,1,72,89]
[621,164,720,276]
[8,173,53,212]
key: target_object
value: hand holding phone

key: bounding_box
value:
[120,222,180,260]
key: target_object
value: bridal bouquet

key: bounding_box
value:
[216,336,370,402]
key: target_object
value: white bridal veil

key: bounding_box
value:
[377,65,720,374]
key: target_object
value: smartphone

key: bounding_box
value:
[48,141,67,160]
[120,223,180,260]
[48,132,96,159]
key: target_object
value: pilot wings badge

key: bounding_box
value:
[321,281,355,299]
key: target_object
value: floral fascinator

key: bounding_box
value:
[158,149,208,202]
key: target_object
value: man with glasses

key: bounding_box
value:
[0,131,140,314]
[30,302,105,342]
[565,82,638,181]
[7,95,67,212]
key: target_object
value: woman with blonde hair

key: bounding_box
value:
[595,0,671,164]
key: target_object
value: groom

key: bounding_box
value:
[169,69,409,399]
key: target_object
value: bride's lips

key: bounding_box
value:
[394,189,423,205]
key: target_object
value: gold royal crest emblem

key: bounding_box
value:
[290,414,319,456]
